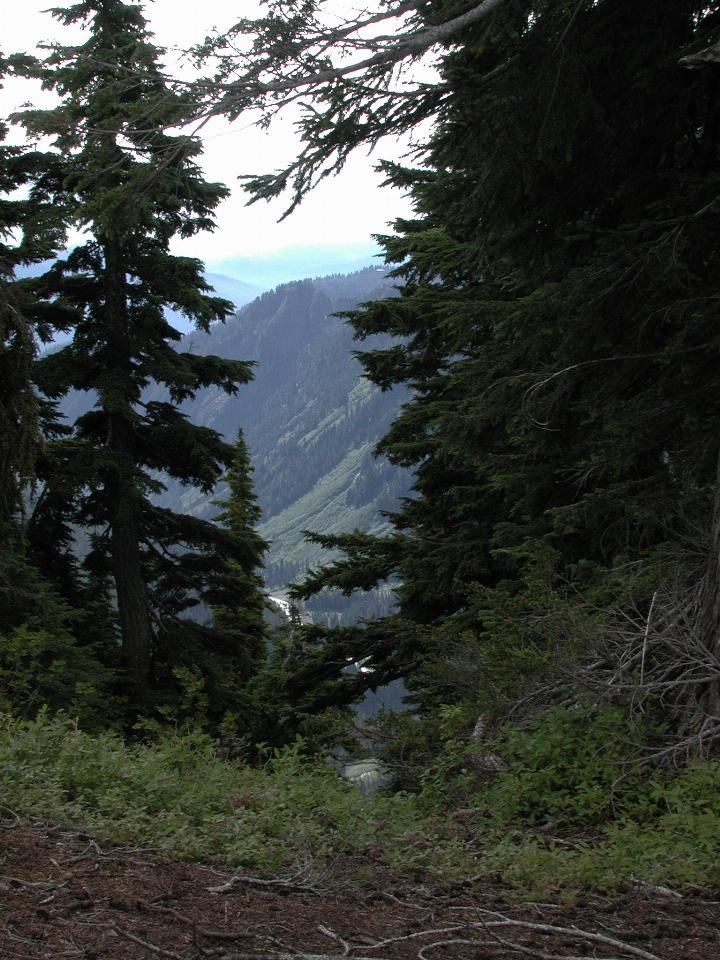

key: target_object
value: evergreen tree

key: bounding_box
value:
[18,1,257,707]
[286,0,720,724]
[0,52,66,529]
[209,429,267,665]
[0,53,123,727]
[176,429,270,727]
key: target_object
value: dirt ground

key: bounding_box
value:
[0,821,718,960]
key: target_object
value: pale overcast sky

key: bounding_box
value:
[1,0,416,284]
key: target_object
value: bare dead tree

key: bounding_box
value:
[571,578,720,761]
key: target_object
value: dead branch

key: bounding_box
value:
[569,584,720,758]
[680,39,720,68]
[317,925,351,955]
[206,873,323,896]
[469,909,664,960]
[0,807,20,829]
[417,939,494,958]
[214,952,391,960]
[630,879,683,900]
[0,875,65,891]
[111,925,186,958]
[348,924,469,951]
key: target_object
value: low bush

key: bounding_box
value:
[0,711,474,882]
[377,704,720,894]
[477,707,657,827]
[2,709,718,895]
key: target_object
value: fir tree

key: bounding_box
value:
[209,429,267,665]
[0,52,66,529]
[180,428,270,727]
[0,52,123,726]
[18,1,256,706]
[287,0,720,723]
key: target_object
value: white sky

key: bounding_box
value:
[1,0,416,276]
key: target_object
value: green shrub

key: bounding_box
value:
[478,707,657,827]
[0,624,122,729]
[2,709,717,895]
[466,709,720,893]
[0,712,475,881]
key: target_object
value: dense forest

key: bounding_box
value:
[2,1,720,947]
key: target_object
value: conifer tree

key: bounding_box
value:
[1,47,69,614]
[209,429,267,664]
[18,1,256,706]
[1,53,123,726]
[0,52,66,530]
[172,428,269,726]
[285,0,720,723]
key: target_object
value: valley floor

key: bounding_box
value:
[1,821,717,960]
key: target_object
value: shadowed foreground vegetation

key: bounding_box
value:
[2,711,718,897]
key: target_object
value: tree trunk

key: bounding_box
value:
[697,446,720,722]
[103,234,153,704]
[111,483,153,702]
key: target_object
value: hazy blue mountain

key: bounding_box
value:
[208,242,381,290]
[21,259,263,339]
[206,272,265,304]
[164,272,264,333]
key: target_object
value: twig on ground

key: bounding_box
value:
[476,916,630,960]
[207,873,323,896]
[417,938,492,958]
[0,806,20,829]
[379,891,431,910]
[142,895,245,946]
[630,878,683,900]
[61,840,105,864]
[470,909,664,960]
[0,875,65,891]
[111,924,187,958]
[318,925,351,955]
[213,953,393,960]
[354,925,469,950]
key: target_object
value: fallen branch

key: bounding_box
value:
[348,924,469,951]
[307,911,663,960]
[111,925,186,959]
[417,938,492,959]
[0,874,65,891]
[318,925,352,955]
[470,910,664,960]
[212,952,392,960]
[630,878,683,900]
[207,874,322,896]
[0,806,20,829]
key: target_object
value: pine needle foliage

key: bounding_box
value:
[15,1,259,709]
[289,0,720,720]
[0,53,67,528]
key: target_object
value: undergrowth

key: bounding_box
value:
[1,710,718,896]
[377,705,720,895]
[0,711,471,885]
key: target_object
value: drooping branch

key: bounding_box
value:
[186,0,511,213]
[208,0,507,113]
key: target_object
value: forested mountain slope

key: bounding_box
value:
[159,267,409,595]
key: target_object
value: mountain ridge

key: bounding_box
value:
[163,267,409,604]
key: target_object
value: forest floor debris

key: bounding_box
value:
[1,821,718,959]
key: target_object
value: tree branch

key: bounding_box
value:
[211,0,506,112]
